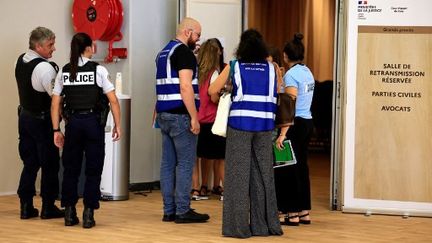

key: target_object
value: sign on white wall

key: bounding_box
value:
[343,0,432,216]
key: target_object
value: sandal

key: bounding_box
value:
[212,186,223,196]
[278,214,285,224]
[299,213,311,225]
[200,186,209,196]
[191,189,200,201]
[191,189,209,201]
[283,214,299,226]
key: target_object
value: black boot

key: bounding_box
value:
[64,206,79,226]
[82,208,96,229]
[20,202,39,219]
[41,203,65,219]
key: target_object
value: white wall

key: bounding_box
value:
[0,0,177,194]
[0,1,74,195]
[129,0,177,183]
[183,0,243,61]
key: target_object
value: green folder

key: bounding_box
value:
[273,140,297,168]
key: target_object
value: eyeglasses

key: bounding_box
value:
[188,29,201,38]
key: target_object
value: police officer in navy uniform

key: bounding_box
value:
[51,32,121,228]
[15,26,64,220]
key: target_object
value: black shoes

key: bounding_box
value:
[174,209,209,223]
[64,206,79,226]
[64,206,96,228]
[82,208,96,229]
[20,202,39,219]
[41,204,65,219]
[20,202,64,220]
[162,214,175,222]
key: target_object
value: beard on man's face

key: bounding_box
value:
[187,36,196,50]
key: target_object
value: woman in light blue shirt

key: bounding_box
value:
[275,33,315,226]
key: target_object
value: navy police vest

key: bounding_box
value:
[228,61,277,132]
[62,61,103,110]
[155,40,199,113]
[15,53,58,113]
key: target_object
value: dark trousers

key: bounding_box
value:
[223,128,282,238]
[61,113,105,209]
[17,112,60,204]
[274,117,313,213]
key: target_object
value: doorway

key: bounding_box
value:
[179,0,340,210]
[246,0,338,210]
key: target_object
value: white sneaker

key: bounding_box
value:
[192,194,209,201]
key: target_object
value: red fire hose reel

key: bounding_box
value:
[72,0,127,62]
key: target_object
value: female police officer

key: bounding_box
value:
[51,32,121,228]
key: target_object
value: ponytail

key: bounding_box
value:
[69,33,93,81]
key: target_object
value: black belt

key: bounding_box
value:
[70,109,95,115]
[19,106,50,120]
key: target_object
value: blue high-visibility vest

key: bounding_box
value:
[155,40,199,112]
[228,61,277,132]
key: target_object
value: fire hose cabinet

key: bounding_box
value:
[72,0,127,62]
[100,95,131,200]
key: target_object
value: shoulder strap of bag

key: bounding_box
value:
[229,60,237,80]
[225,60,237,93]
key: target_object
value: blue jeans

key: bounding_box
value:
[156,113,197,215]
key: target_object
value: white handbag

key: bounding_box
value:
[211,59,236,137]
[211,92,231,137]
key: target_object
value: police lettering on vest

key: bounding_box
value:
[63,72,95,85]
[61,61,104,111]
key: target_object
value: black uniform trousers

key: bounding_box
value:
[274,117,314,213]
[17,110,60,204]
[61,112,105,209]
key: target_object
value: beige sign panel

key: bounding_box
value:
[355,26,432,202]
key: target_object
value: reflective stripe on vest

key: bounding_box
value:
[229,61,277,132]
[155,40,199,112]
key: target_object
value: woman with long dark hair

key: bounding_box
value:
[209,29,283,238]
[51,32,121,228]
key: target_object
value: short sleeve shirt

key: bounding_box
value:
[165,43,197,114]
[170,44,196,71]
[283,64,315,119]
[21,49,57,96]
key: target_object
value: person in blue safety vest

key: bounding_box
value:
[155,17,210,224]
[208,29,283,238]
[51,32,121,229]
[15,26,65,220]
